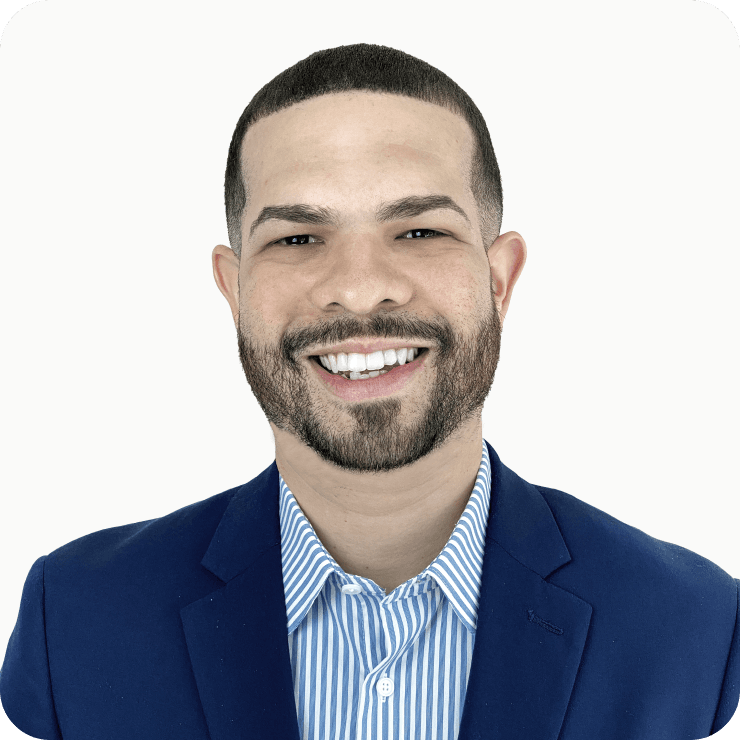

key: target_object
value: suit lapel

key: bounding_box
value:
[457,442,593,740]
[180,462,301,740]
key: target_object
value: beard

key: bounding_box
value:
[235,279,501,474]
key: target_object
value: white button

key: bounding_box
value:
[377,676,394,697]
[342,584,363,595]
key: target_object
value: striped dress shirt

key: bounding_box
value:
[278,438,493,740]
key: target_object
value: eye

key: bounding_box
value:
[269,228,446,247]
[399,228,446,239]
[271,234,320,246]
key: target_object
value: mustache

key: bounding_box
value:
[282,315,451,360]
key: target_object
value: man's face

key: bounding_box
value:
[232,92,502,473]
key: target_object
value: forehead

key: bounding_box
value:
[240,92,475,205]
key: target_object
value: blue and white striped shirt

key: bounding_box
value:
[278,438,492,740]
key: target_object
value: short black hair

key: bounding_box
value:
[224,43,503,259]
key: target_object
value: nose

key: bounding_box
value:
[307,238,415,316]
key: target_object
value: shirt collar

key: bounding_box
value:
[279,438,492,636]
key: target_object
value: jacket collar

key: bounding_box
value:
[181,441,592,740]
[485,441,571,577]
[199,459,282,582]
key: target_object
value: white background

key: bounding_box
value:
[1,0,739,737]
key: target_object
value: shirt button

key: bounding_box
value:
[377,676,394,697]
[341,584,363,595]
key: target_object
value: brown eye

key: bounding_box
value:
[272,234,319,246]
[400,229,445,239]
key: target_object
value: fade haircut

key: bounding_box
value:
[224,43,503,260]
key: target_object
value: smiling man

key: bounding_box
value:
[212,87,516,600]
[1,43,738,740]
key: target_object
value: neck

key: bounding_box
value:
[272,417,484,594]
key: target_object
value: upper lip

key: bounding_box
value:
[306,340,430,358]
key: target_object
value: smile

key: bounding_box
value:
[311,347,427,379]
[308,348,429,400]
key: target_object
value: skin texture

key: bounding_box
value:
[212,91,526,594]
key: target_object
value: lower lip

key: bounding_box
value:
[309,350,429,401]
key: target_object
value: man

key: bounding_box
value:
[0,42,737,740]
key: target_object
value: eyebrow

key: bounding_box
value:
[247,194,471,241]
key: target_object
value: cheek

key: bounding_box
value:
[241,270,295,332]
[425,259,485,316]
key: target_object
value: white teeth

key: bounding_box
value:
[318,346,421,377]
[365,350,386,371]
[348,369,390,380]
[347,353,366,373]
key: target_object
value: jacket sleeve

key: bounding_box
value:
[0,555,63,740]
[712,577,740,734]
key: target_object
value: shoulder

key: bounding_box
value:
[535,483,737,616]
[43,483,243,581]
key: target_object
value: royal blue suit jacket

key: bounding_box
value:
[1,441,738,739]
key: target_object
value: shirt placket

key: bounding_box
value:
[356,583,415,739]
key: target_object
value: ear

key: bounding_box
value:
[212,244,241,327]
[487,231,527,321]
